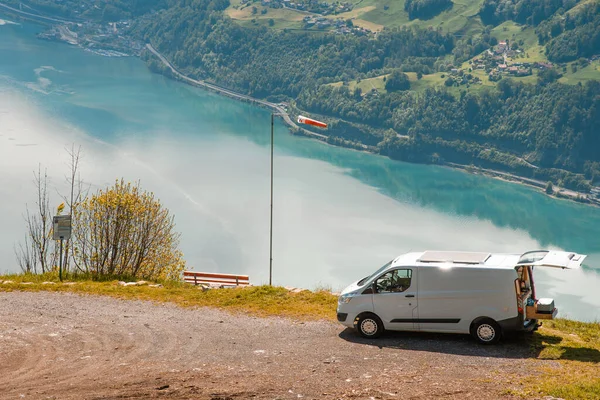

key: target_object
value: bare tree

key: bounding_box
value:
[15,166,57,273]
[14,238,36,274]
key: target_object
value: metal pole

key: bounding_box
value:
[269,113,274,286]
[59,238,63,282]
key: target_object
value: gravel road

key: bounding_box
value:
[0,292,540,399]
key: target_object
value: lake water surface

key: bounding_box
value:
[1,18,599,321]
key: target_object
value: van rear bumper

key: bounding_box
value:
[498,316,538,332]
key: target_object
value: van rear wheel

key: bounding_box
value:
[356,314,384,338]
[471,318,501,345]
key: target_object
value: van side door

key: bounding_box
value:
[372,268,418,331]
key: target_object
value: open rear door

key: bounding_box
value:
[518,250,587,269]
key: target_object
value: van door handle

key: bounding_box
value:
[405,294,415,298]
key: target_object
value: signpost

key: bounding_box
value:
[53,215,72,281]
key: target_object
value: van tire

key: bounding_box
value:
[356,314,384,339]
[470,318,501,344]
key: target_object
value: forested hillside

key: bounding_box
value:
[405,0,454,20]
[132,3,452,98]
[126,0,600,192]
[4,0,600,192]
[479,0,578,26]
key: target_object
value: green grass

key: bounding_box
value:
[328,71,447,94]
[348,74,389,92]
[343,0,406,30]
[343,0,484,34]
[0,273,338,320]
[560,61,600,85]
[329,70,495,97]
[508,319,600,400]
[410,72,448,92]
[330,63,590,98]
[226,0,306,30]
[490,21,538,49]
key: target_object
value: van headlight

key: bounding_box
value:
[338,293,355,304]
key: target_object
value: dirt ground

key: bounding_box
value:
[0,292,548,399]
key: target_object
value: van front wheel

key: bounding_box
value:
[356,314,384,338]
[471,318,501,344]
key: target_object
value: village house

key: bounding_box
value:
[536,62,554,69]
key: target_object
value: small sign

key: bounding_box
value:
[53,215,72,240]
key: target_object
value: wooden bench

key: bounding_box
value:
[183,271,250,287]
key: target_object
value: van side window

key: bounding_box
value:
[376,269,412,293]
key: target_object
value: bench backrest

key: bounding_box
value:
[183,271,250,286]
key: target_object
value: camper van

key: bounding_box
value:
[337,250,586,344]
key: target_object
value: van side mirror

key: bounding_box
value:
[361,282,376,295]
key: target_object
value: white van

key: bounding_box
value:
[337,250,586,344]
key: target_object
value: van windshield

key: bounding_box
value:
[357,260,393,286]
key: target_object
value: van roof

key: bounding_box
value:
[392,250,586,270]
[392,251,519,270]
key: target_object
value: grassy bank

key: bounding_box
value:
[0,273,337,320]
[1,274,598,399]
[507,319,600,399]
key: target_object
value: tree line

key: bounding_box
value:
[541,3,600,63]
[404,0,453,20]
[296,79,600,191]
[479,0,580,26]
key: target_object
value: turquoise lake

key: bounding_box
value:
[1,18,599,321]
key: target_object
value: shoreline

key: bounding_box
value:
[145,43,329,143]
[447,163,600,208]
[144,44,599,208]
